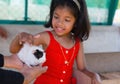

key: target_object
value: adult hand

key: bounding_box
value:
[4,54,24,69]
[20,64,48,84]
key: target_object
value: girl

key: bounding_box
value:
[10,0,100,84]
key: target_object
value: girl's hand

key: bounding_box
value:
[82,69,101,84]
[10,32,34,54]
[91,73,101,84]
[18,32,33,45]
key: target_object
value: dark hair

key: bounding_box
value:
[44,0,90,42]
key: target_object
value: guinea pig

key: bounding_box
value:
[17,43,46,67]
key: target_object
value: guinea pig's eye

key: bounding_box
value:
[33,49,43,59]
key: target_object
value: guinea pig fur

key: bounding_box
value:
[17,43,46,67]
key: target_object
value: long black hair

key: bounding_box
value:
[44,0,91,41]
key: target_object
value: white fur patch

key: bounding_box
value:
[17,43,46,67]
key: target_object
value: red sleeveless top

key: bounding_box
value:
[34,31,80,84]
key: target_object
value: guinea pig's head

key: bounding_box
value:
[33,49,44,59]
[32,47,46,64]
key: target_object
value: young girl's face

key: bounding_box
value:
[52,6,76,36]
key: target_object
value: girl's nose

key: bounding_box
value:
[57,19,63,26]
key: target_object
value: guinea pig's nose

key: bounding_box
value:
[33,49,43,59]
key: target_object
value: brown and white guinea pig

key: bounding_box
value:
[17,43,46,67]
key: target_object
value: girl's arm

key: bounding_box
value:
[76,42,86,70]
[10,31,49,54]
[76,42,101,83]
[10,34,23,54]
[10,32,33,54]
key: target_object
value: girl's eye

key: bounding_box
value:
[53,15,58,19]
[65,19,71,22]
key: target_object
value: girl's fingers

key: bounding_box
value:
[18,32,34,45]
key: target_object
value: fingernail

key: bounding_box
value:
[45,66,48,69]
[20,41,22,45]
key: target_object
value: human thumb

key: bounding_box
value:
[40,66,48,73]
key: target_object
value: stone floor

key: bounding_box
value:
[100,72,120,84]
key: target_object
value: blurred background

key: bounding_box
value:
[0,0,119,25]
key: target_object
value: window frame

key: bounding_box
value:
[0,0,119,25]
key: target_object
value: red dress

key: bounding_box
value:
[34,31,80,84]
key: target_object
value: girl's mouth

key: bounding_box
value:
[56,27,64,33]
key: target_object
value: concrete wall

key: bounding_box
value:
[84,25,120,53]
[0,24,120,72]
[0,25,47,55]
